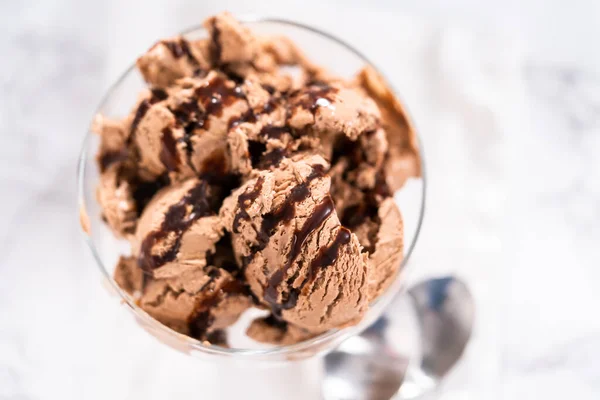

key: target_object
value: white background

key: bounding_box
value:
[1,1,599,399]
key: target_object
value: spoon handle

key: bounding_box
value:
[323,276,474,400]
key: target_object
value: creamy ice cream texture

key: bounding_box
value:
[95,12,419,346]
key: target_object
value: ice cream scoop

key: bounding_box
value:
[93,12,420,346]
[221,154,369,332]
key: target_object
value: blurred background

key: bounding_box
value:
[1,0,599,399]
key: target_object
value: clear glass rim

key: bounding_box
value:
[76,16,427,359]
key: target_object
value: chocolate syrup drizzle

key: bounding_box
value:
[162,38,204,75]
[171,99,201,173]
[263,196,335,311]
[227,108,257,130]
[159,127,179,171]
[290,83,338,116]
[232,176,265,234]
[162,69,290,176]
[210,20,222,65]
[137,180,214,272]
[99,148,128,172]
[168,76,246,173]
[129,88,169,139]
[308,227,351,281]
[195,77,246,130]
[130,100,151,137]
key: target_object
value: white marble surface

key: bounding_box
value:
[1,1,599,399]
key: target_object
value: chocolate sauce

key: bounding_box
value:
[194,76,246,103]
[210,20,222,65]
[262,84,276,95]
[238,164,327,272]
[261,95,283,114]
[163,40,185,58]
[169,77,245,172]
[162,38,201,68]
[308,227,351,278]
[232,176,264,233]
[172,99,201,125]
[263,194,334,310]
[198,150,227,183]
[181,133,196,173]
[194,76,245,131]
[195,278,246,312]
[291,83,338,116]
[178,38,200,67]
[340,170,390,228]
[172,77,245,132]
[227,93,285,131]
[282,209,352,305]
[274,227,352,306]
[159,127,179,172]
[129,90,167,139]
[188,311,213,340]
[258,185,309,248]
[228,108,257,130]
[138,181,213,272]
[220,278,247,295]
[99,148,128,171]
[130,99,150,136]
[171,99,201,173]
[221,66,246,84]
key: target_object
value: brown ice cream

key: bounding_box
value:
[220,154,369,333]
[94,12,419,346]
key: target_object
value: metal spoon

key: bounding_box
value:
[322,277,474,400]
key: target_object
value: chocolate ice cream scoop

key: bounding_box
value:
[134,178,224,277]
[288,83,381,141]
[114,255,251,342]
[133,99,190,180]
[222,154,369,332]
[94,12,420,346]
[137,36,211,87]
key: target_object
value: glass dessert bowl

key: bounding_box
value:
[77,16,425,362]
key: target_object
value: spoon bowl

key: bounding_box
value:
[323,276,475,399]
